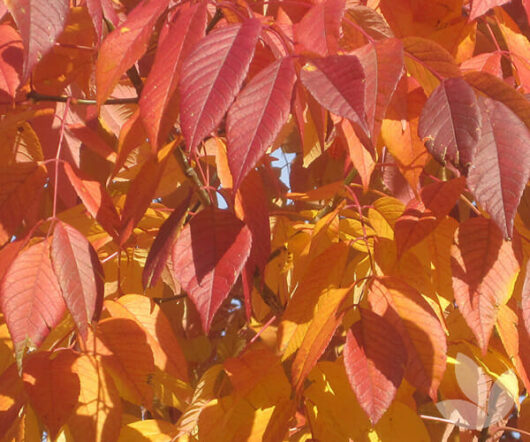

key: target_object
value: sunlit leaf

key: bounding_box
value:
[344,308,407,424]
[227,57,296,191]
[179,19,262,153]
[95,0,169,107]
[51,221,104,339]
[451,217,520,353]
[22,349,80,439]
[467,97,530,239]
[0,239,66,358]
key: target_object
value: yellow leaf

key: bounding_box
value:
[118,419,178,441]
[67,354,122,442]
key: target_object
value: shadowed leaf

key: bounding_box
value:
[171,209,252,333]
[22,350,80,440]
[418,77,481,172]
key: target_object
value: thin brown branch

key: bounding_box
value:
[27,91,138,105]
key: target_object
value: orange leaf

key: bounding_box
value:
[381,79,430,192]
[0,363,25,436]
[0,163,46,246]
[63,162,121,240]
[67,354,122,442]
[84,318,155,408]
[105,295,189,382]
[291,287,351,393]
[22,349,80,439]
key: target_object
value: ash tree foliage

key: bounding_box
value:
[1,0,530,440]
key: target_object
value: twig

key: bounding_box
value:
[27,91,138,105]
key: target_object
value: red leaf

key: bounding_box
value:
[418,78,482,172]
[294,0,345,56]
[344,309,407,424]
[63,162,121,240]
[171,209,252,333]
[51,221,104,340]
[179,19,262,153]
[368,277,447,400]
[235,171,271,317]
[119,156,166,246]
[140,2,208,148]
[0,25,23,100]
[470,0,509,20]
[227,57,296,191]
[6,0,69,82]
[451,217,520,353]
[95,0,169,107]
[353,38,404,142]
[467,97,530,239]
[22,350,80,439]
[395,177,466,255]
[0,163,47,246]
[0,239,66,356]
[143,191,191,289]
[86,0,118,42]
[300,55,368,139]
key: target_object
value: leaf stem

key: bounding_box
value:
[52,98,71,221]
[27,90,138,105]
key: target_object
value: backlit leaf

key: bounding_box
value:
[63,162,121,240]
[227,57,296,191]
[140,2,208,148]
[87,317,155,408]
[6,0,69,82]
[0,239,66,358]
[143,191,191,289]
[470,0,509,20]
[105,295,189,382]
[179,19,262,153]
[95,0,169,107]
[418,77,481,172]
[300,55,368,138]
[0,363,25,435]
[294,0,345,56]
[0,25,23,100]
[344,309,407,424]
[353,38,404,142]
[0,163,47,246]
[467,97,530,239]
[22,349,80,439]
[403,37,460,95]
[67,354,122,442]
[395,178,466,255]
[50,221,104,340]
[171,209,252,333]
[368,277,447,400]
[451,217,520,353]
